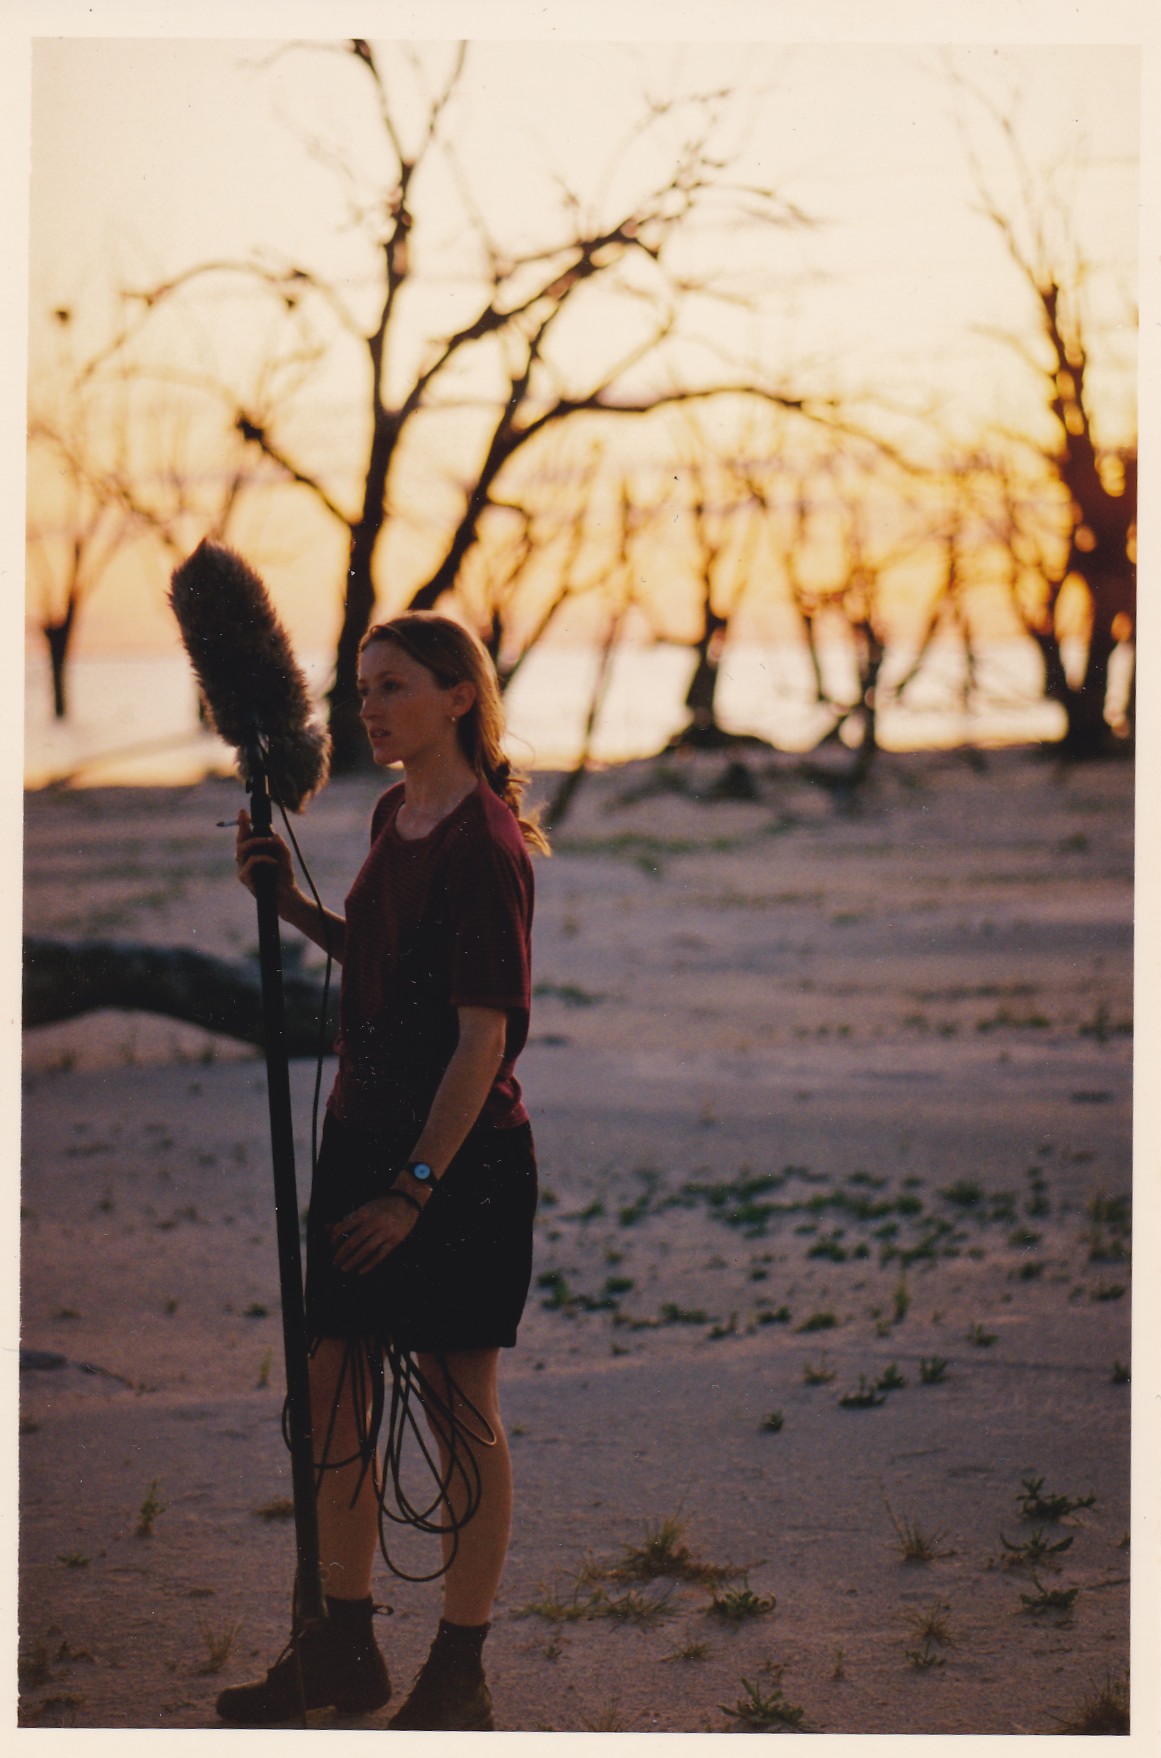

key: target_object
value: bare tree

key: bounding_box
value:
[26,428,133,720]
[580,412,933,772]
[759,445,933,784]
[663,414,770,749]
[594,405,823,756]
[454,436,611,691]
[953,74,1136,756]
[99,391,255,567]
[114,40,824,769]
[541,481,643,831]
[27,297,274,720]
[26,308,139,719]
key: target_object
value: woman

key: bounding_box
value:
[217,613,547,1730]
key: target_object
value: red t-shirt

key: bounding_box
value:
[327,781,534,1137]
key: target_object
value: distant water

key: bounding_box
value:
[23,637,1080,789]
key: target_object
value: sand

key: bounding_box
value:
[18,747,1137,1737]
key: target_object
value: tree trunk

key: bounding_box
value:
[327,413,395,774]
[43,611,77,721]
[328,558,377,774]
[1059,628,1118,759]
[667,609,734,752]
[1032,627,1070,710]
[683,609,728,735]
[850,625,885,786]
[23,936,338,1056]
[1033,623,1119,760]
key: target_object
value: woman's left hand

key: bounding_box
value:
[329,1194,419,1275]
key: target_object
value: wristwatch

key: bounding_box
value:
[389,1159,435,1219]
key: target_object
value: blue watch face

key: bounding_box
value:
[409,1161,434,1184]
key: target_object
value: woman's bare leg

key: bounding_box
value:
[309,1336,381,1601]
[215,1336,390,1723]
[415,1347,511,1625]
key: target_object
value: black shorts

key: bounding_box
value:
[304,1109,538,1355]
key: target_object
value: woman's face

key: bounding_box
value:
[357,639,473,770]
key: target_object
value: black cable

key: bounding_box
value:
[272,788,334,1181]
[284,1335,497,1583]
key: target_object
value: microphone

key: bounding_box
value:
[169,540,330,810]
[170,538,331,1627]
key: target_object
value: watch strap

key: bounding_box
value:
[387,1186,425,1218]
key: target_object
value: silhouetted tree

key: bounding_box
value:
[28,304,261,720]
[542,482,643,830]
[454,436,610,691]
[27,307,132,719]
[618,408,809,754]
[668,419,767,749]
[758,445,932,784]
[26,440,130,721]
[954,74,1136,756]
[117,40,823,769]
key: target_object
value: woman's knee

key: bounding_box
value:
[415,1349,501,1445]
[308,1336,378,1436]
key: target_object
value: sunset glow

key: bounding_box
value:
[5,0,1148,800]
[26,31,1138,646]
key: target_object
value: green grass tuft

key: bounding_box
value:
[512,1583,603,1624]
[197,1618,242,1675]
[720,1667,805,1732]
[593,1586,674,1626]
[999,1527,1073,1569]
[708,1583,777,1626]
[608,1512,735,1587]
[881,1489,950,1563]
[905,1606,954,1667]
[1053,1667,1130,1734]
[135,1480,165,1538]
[252,1497,295,1521]
[839,1375,885,1409]
[1019,1575,1078,1616]
[1018,1474,1095,1522]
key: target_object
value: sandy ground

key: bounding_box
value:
[18,746,1137,1737]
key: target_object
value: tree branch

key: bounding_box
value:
[23,936,336,1056]
[233,412,354,528]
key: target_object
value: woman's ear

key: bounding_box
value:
[449,679,477,720]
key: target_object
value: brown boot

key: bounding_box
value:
[215,1596,391,1725]
[387,1619,494,1731]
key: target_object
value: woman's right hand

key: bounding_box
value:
[234,809,297,911]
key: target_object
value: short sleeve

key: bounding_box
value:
[444,815,532,1014]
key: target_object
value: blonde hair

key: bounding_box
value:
[359,612,550,854]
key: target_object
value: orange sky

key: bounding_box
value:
[13,13,1145,659]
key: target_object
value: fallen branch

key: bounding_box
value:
[23,936,336,1057]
